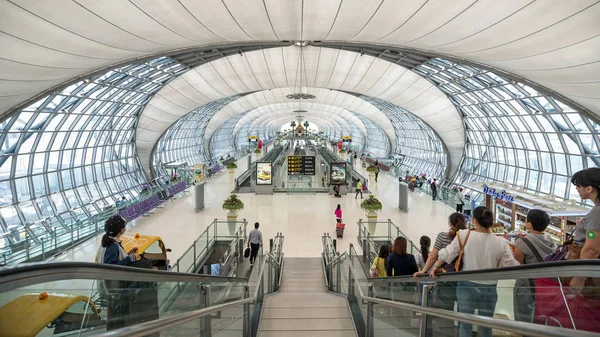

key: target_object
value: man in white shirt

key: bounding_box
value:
[455,188,465,213]
[248,222,263,265]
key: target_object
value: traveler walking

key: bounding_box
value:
[333,184,341,198]
[248,222,263,265]
[355,181,363,199]
[512,209,556,327]
[455,188,464,212]
[430,207,520,337]
[415,236,431,270]
[430,178,438,200]
[334,204,342,223]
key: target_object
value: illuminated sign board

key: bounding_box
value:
[483,184,515,202]
[287,156,316,175]
[256,162,272,185]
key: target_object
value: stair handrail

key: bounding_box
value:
[345,265,597,337]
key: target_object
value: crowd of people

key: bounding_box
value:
[365,167,600,336]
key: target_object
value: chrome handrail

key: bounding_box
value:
[93,297,255,337]
[326,251,347,268]
[347,262,598,337]
[0,262,248,292]
[361,295,598,337]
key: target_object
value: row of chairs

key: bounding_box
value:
[119,182,187,222]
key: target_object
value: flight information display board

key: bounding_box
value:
[287,156,316,175]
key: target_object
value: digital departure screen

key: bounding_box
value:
[287,156,316,175]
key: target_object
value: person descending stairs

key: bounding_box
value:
[258,258,357,337]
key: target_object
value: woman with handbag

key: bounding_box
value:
[430,207,520,337]
[413,213,467,337]
[370,244,390,278]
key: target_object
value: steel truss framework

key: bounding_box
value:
[413,59,600,202]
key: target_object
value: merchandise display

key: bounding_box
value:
[464,182,589,244]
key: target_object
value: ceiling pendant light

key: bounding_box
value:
[286,44,316,100]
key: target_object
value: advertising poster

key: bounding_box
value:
[330,162,347,185]
[256,162,272,185]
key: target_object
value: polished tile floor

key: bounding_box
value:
[51,154,455,263]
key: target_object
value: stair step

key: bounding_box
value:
[259,318,355,331]
[280,286,327,292]
[259,331,357,337]
[265,294,346,308]
[261,307,350,319]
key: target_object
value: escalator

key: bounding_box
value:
[2,234,599,337]
[0,234,285,337]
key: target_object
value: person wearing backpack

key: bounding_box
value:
[511,209,556,328]
[430,206,520,337]
[355,181,363,199]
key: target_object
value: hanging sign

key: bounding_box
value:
[342,135,352,142]
[483,184,515,202]
[337,141,342,150]
[257,139,263,150]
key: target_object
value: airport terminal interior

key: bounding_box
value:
[0,1,600,337]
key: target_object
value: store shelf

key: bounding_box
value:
[547,224,561,232]
[496,218,511,227]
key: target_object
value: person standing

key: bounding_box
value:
[569,168,600,290]
[386,237,418,276]
[334,204,342,223]
[431,178,438,201]
[248,222,263,266]
[455,188,464,212]
[355,181,363,199]
[415,236,431,270]
[430,207,520,337]
[512,209,556,327]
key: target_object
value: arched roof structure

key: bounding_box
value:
[0,0,599,253]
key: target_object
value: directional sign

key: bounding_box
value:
[287,156,316,175]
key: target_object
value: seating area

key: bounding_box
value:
[119,181,187,222]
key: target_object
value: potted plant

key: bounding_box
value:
[254,148,262,157]
[226,162,238,182]
[223,193,244,234]
[170,174,179,183]
[366,165,379,185]
[361,195,382,234]
[140,185,150,195]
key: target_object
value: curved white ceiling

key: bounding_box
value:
[138,46,459,170]
[1,0,598,120]
[239,107,363,138]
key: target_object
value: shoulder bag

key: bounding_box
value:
[520,236,544,263]
[370,257,379,278]
[441,230,471,273]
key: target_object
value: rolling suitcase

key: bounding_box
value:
[336,222,345,238]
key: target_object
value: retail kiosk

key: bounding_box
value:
[463,182,589,244]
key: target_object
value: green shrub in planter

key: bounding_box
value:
[226,162,238,170]
[222,193,244,211]
[366,165,379,173]
[254,149,262,154]
[360,195,382,212]
[339,149,346,154]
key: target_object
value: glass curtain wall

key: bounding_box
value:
[210,115,245,162]
[153,96,240,177]
[414,58,600,202]
[0,57,186,249]
[354,114,390,158]
[361,96,448,178]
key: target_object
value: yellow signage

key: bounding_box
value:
[248,135,258,140]
[342,135,352,141]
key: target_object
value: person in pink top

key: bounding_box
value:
[334,204,342,223]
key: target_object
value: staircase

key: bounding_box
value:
[258,258,357,337]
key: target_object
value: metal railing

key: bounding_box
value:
[325,243,600,337]
[170,218,248,273]
[356,218,419,264]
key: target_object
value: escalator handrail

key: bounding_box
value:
[361,295,598,337]
[364,259,600,283]
[347,262,598,337]
[93,297,254,337]
[0,262,248,292]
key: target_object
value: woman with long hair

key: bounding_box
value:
[386,237,418,277]
[370,244,390,277]
[334,204,342,223]
[415,236,431,270]
[430,207,519,337]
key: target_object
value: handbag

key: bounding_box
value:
[544,228,576,262]
[244,247,251,258]
[370,257,379,278]
[441,230,471,273]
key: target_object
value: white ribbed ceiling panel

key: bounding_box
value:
[137,47,456,170]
